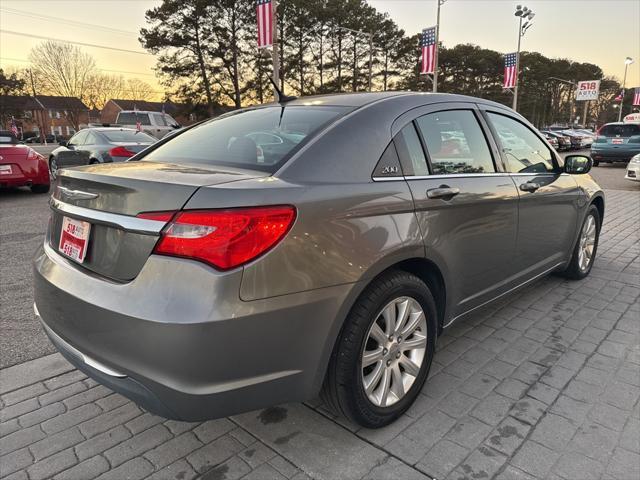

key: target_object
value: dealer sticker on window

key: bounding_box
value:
[59,216,91,263]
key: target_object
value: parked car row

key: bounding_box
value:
[540,128,594,151]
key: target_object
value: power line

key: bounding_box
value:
[0,7,138,36]
[0,56,156,77]
[0,30,151,56]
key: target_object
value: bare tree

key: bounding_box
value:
[85,74,126,110]
[126,78,155,101]
[28,41,95,129]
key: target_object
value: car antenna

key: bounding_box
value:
[268,76,297,104]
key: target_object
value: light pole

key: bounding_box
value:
[513,5,535,111]
[432,0,446,93]
[618,56,634,122]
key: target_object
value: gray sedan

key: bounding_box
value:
[34,92,604,428]
[49,127,156,178]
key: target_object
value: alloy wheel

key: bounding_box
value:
[578,214,597,272]
[361,296,427,407]
[50,158,58,180]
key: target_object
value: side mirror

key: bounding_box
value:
[172,123,181,129]
[565,155,592,174]
[58,140,68,147]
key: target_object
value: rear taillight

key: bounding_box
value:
[146,206,296,270]
[109,146,136,158]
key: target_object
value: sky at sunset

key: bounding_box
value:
[1,0,639,98]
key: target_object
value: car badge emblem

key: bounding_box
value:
[56,186,99,200]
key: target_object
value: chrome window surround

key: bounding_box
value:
[372,172,568,182]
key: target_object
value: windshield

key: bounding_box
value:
[599,124,640,137]
[141,105,349,172]
[102,130,156,143]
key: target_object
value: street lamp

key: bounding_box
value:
[618,56,635,121]
[432,0,447,93]
[512,5,535,111]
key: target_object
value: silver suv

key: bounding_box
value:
[34,92,604,428]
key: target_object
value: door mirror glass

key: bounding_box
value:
[565,155,592,174]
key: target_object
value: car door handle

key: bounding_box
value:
[427,186,460,200]
[520,182,541,192]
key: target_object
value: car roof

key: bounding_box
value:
[82,127,139,133]
[267,91,511,110]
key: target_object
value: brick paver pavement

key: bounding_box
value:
[1,189,638,480]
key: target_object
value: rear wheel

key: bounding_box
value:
[31,184,50,194]
[562,205,600,280]
[592,159,599,167]
[322,270,437,428]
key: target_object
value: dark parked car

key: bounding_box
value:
[541,131,559,149]
[34,93,604,428]
[541,130,572,150]
[49,127,157,178]
[590,122,640,166]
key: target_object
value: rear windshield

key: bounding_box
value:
[117,112,151,125]
[102,130,156,143]
[599,124,640,137]
[140,105,349,172]
[0,132,18,144]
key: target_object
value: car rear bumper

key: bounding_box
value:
[33,242,354,421]
[591,148,640,162]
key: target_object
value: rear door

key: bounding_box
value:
[482,108,581,279]
[392,103,520,321]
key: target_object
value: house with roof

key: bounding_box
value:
[0,94,89,138]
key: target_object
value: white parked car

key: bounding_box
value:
[115,110,181,139]
[625,154,640,182]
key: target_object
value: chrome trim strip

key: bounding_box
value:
[50,197,166,235]
[374,172,567,182]
[35,303,126,378]
[372,176,405,182]
[443,262,565,328]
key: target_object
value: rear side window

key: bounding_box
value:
[416,110,495,174]
[141,106,349,173]
[118,113,152,126]
[395,124,429,176]
[599,124,640,137]
[102,130,156,143]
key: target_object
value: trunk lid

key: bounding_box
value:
[49,161,267,281]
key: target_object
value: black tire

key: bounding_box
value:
[562,204,601,280]
[322,270,437,428]
[31,184,50,194]
[592,159,599,167]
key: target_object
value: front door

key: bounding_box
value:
[393,106,520,321]
[482,109,582,279]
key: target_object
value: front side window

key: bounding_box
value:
[69,130,88,146]
[416,110,495,174]
[141,106,349,173]
[487,112,555,173]
[152,113,168,126]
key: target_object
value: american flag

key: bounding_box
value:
[256,0,273,49]
[504,53,518,89]
[633,87,640,106]
[135,120,142,132]
[420,27,437,74]
[614,90,624,102]
[10,117,19,137]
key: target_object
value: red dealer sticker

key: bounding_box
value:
[59,217,91,263]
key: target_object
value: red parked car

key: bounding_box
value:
[0,131,50,193]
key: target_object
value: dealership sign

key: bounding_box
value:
[575,80,601,101]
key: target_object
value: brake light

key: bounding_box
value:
[136,211,175,222]
[151,206,296,270]
[109,146,136,158]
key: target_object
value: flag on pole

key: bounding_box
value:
[633,87,640,106]
[256,0,273,48]
[420,27,437,74]
[10,117,19,137]
[503,53,518,89]
[136,120,142,132]
[614,90,624,102]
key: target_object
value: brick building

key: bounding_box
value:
[0,94,89,139]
